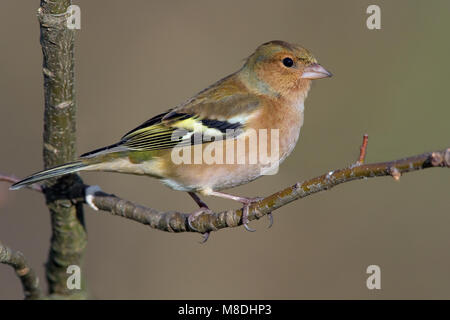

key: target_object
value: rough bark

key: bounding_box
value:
[0,242,41,299]
[38,0,87,297]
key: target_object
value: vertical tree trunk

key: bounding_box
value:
[38,0,87,297]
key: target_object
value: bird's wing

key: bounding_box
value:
[114,78,261,152]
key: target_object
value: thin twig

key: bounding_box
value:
[356,133,369,164]
[0,242,41,299]
[0,174,42,192]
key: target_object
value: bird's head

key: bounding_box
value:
[240,40,332,100]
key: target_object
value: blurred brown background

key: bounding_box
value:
[1,0,449,299]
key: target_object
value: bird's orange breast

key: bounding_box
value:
[152,96,304,192]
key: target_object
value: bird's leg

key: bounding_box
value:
[188,192,210,209]
[187,192,213,243]
[205,191,267,232]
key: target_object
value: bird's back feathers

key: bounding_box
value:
[84,73,260,156]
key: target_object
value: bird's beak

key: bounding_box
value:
[301,63,332,79]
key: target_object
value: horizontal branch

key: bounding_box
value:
[0,242,41,299]
[2,144,449,238]
[88,146,450,236]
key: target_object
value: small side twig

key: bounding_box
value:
[0,174,42,192]
[0,242,41,299]
[356,134,369,165]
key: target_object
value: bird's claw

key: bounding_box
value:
[188,207,213,242]
[244,224,256,232]
[199,232,210,244]
[242,204,256,232]
[267,213,274,228]
[188,207,213,231]
[241,197,264,232]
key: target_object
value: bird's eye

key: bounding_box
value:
[282,57,294,68]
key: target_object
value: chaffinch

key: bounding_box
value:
[11,40,332,239]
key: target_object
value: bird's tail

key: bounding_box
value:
[10,160,90,190]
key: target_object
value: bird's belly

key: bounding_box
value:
[160,162,264,192]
